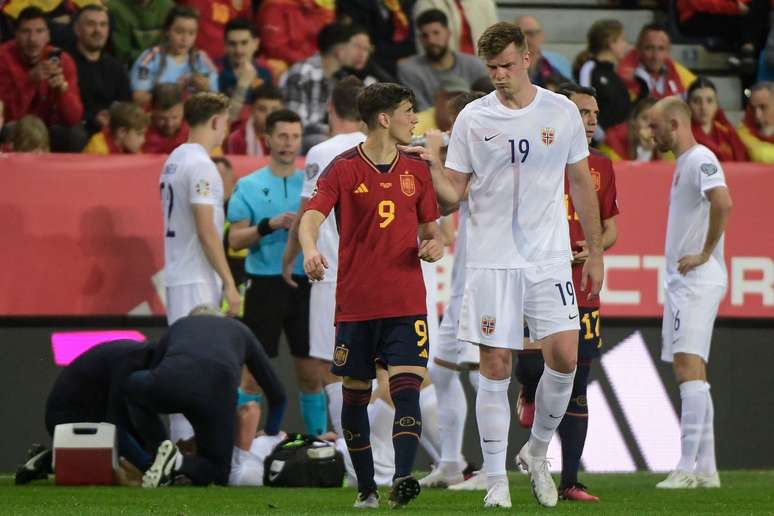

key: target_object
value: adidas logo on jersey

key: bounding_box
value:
[354,183,369,194]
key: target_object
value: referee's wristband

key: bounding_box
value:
[257,218,274,236]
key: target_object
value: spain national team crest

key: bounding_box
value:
[590,169,601,191]
[541,127,555,146]
[400,172,415,197]
[481,315,496,337]
[333,344,349,366]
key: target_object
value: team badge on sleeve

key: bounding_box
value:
[305,163,319,180]
[480,315,496,336]
[541,127,555,146]
[195,179,211,197]
[700,163,718,176]
[400,172,415,197]
[333,344,349,366]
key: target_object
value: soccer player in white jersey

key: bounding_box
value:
[419,23,604,508]
[282,76,367,439]
[420,91,486,490]
[649,97,733,490]
[160,92,241,441]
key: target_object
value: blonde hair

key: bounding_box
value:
[109,102,150,134]
[188,304,223,317]
[12,115,49,152]
[184,92,230,127]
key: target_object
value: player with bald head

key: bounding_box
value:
[650,97,733,490]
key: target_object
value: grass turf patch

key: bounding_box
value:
[3,471,774,515]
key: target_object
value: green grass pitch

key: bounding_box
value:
[3,471,773,515]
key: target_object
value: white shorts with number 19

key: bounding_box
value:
[458,261,580,348]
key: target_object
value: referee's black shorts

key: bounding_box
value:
[243,274,310,358]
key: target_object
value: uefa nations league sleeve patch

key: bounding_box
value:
[700,163,718,176]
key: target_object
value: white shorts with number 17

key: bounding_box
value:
[458,262,580,349]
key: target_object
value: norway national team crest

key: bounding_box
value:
[481,315,496,337]
[590,169,601,191]
[400,172,415,197]
[541,127,555,146]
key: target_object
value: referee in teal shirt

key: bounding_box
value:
[227,109,326,436]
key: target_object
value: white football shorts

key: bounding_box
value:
[661,283,725,363]
[435,294,480,365]
[165,281,221,325]
[458,261,580,349]
[309,281,336,361]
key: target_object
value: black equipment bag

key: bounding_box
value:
[263,433,345,487]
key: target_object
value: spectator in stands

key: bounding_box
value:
[601,97,670,161]
[225,84,283,157]
[257,0,335,67]
[738,81,774,162]
[227,110,324,437]
[334,23,395,85]
[219,17,273,122]
[412,0,498,55]
[10,114,49,152]
[143,83,190,154]
[281,21,357,152]
[413,73,469,135]
[397,9,486,112]
[471,75,494,94]
[676,0,770,74]
[618,23,696,100]
[130,5,219,108]
[0,7,85,152]
[1,0,96,50]
[515,15,571,89]
[71,5,131,136]
[687,76,748,161]
[107,0,174,66]
[82,101,150,155]
[575,19,639,132]
[178,0,252,64]
[337,0,417,79]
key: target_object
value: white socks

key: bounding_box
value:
[677,380,710,472]
[428,362,466,468]
[695,384,716,475]
[419,385,441,463]
[476,375,510,486]
[529,364,576,458]
[324,381,344,438]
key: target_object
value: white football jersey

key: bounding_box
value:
[449,201,469,297]
[160,143,225,287]
[664,144,728,288]
[445,88,589,269]
[301,132,367,283]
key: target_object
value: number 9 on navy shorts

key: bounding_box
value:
[331,316,429,380]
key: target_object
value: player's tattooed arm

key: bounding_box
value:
[566,158,604,298]
[418,221,444,263]
[677,186,733,275]
[299,209,328,281]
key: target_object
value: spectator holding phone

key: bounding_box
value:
[130,5,219,108]
[0,7,85,152]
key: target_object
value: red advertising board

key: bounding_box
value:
[1,154,772,317]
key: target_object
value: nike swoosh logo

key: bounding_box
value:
[484,133,500,141]
[569,314,578,320]
[482,438,501,443]
[548,414,561,419]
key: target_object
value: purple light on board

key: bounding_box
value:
[51,331,146,365]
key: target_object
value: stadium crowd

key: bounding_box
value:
[0,0,772,161]
[5,0,766,511]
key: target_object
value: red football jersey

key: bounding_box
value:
[305,144,441,322]
[564,149,620,309]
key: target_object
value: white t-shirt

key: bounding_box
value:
[664,144,728,289]
[160,143,224,287]
[449,201,469,298]
[445,88,589,269]
[301,132,367,283]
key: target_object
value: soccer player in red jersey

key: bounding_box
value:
[299,83,444,509]
[516,82,620,502]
